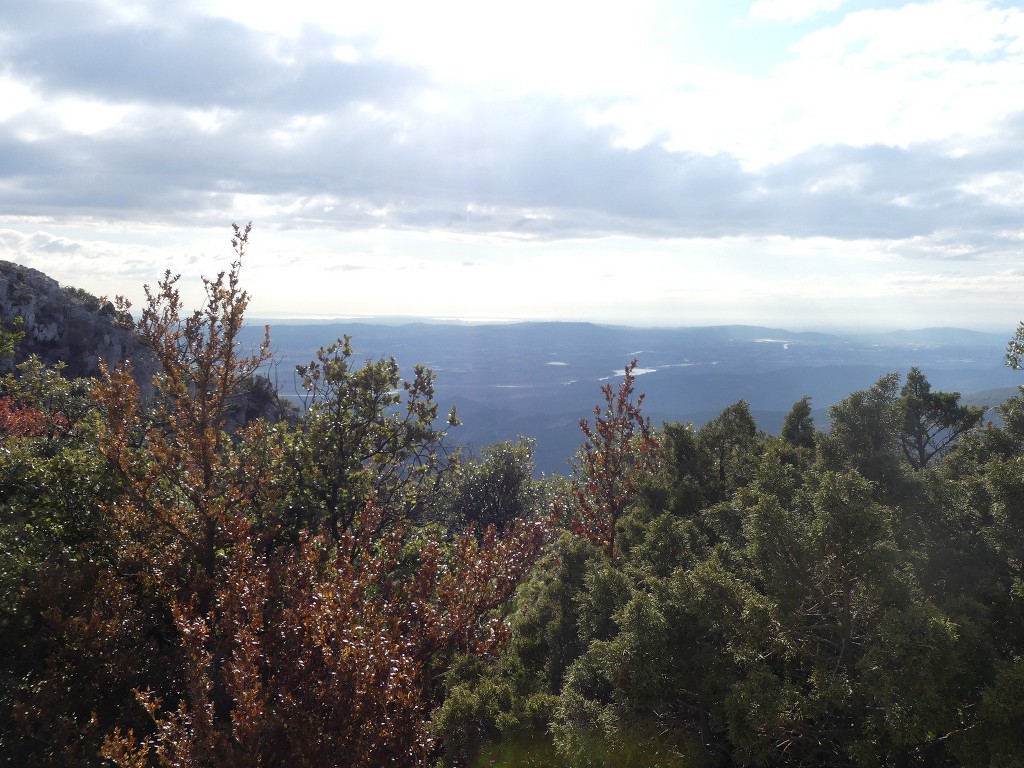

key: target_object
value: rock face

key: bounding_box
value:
[0,260,153,382]
[0,260,294,425]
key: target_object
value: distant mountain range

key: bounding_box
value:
[7,258,1016,474]
[243,319,1022,474]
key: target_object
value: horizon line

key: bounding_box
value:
[245,315,1015,337]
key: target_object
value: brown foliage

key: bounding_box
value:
[572,359,659,557]
[0,395,52,438]
[101,506,546,768]
[87,225,547,767]
[93,224,274,606]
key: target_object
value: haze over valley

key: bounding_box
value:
[248,319,1020,473]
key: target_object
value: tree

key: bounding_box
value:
[652,421,708,518]
[781,395,815,451]
[727,467,965,766]
[1,356,90,444]
[897,366,984,469]
[820,373,902,476]
[101,501,547,768]
[434,438,543,532]
[0,395,50,438]
[822,370,984,477]
[1005,320,1024,370]
[281,335,459,542]
[695,399,762,504]
[572,359,658,558]
[428,363,1019,767]
[88,225,548,767]
[92,223,273,614]
[0,355,140,767]
[0,316,24,363]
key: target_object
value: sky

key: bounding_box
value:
[1,0,1024,331]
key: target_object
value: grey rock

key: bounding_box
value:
[0,260,155,388]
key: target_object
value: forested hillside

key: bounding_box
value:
[2,237,1024,767]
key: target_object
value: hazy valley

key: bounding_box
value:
[246,320,1021,474]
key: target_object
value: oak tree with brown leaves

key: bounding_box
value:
[572,359,658,558]
[89,225,547,768]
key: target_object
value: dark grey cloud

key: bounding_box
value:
[244,102,1022,246]
[3,97,1023,249]
[759,141,1024,239]
[0,0,420,112]
[29,233,84,253]
[0,0,1022,258]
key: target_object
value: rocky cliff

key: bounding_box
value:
[0,260,294,425]
[0,260,153,381]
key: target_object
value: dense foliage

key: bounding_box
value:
[2,229,1023,767]
[0,227,547,768]
[435,367,1024,767]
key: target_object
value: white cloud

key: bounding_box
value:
[46,96,136,136]
[750,0,845,23]
[199,0,685,101]
[741,0,1024,164]
[588,1,1024,168]
[2,218,1021,331]
[792,0,1024,62]
[958,171,1024,207]
[0,75,36,121]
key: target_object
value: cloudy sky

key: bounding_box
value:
[1,0,1023,330]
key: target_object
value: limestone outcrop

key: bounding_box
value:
[0,260,153,382]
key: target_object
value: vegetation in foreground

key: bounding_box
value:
[2,226,1024,767]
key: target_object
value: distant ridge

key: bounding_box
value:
[256,318,1013,347]
[852,327,1009,346]
[244,318,1020,474]
[6,260,1018,476]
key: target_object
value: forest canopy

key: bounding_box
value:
[2,227,1024,767]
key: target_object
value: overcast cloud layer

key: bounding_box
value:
[1,0,1023,330]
